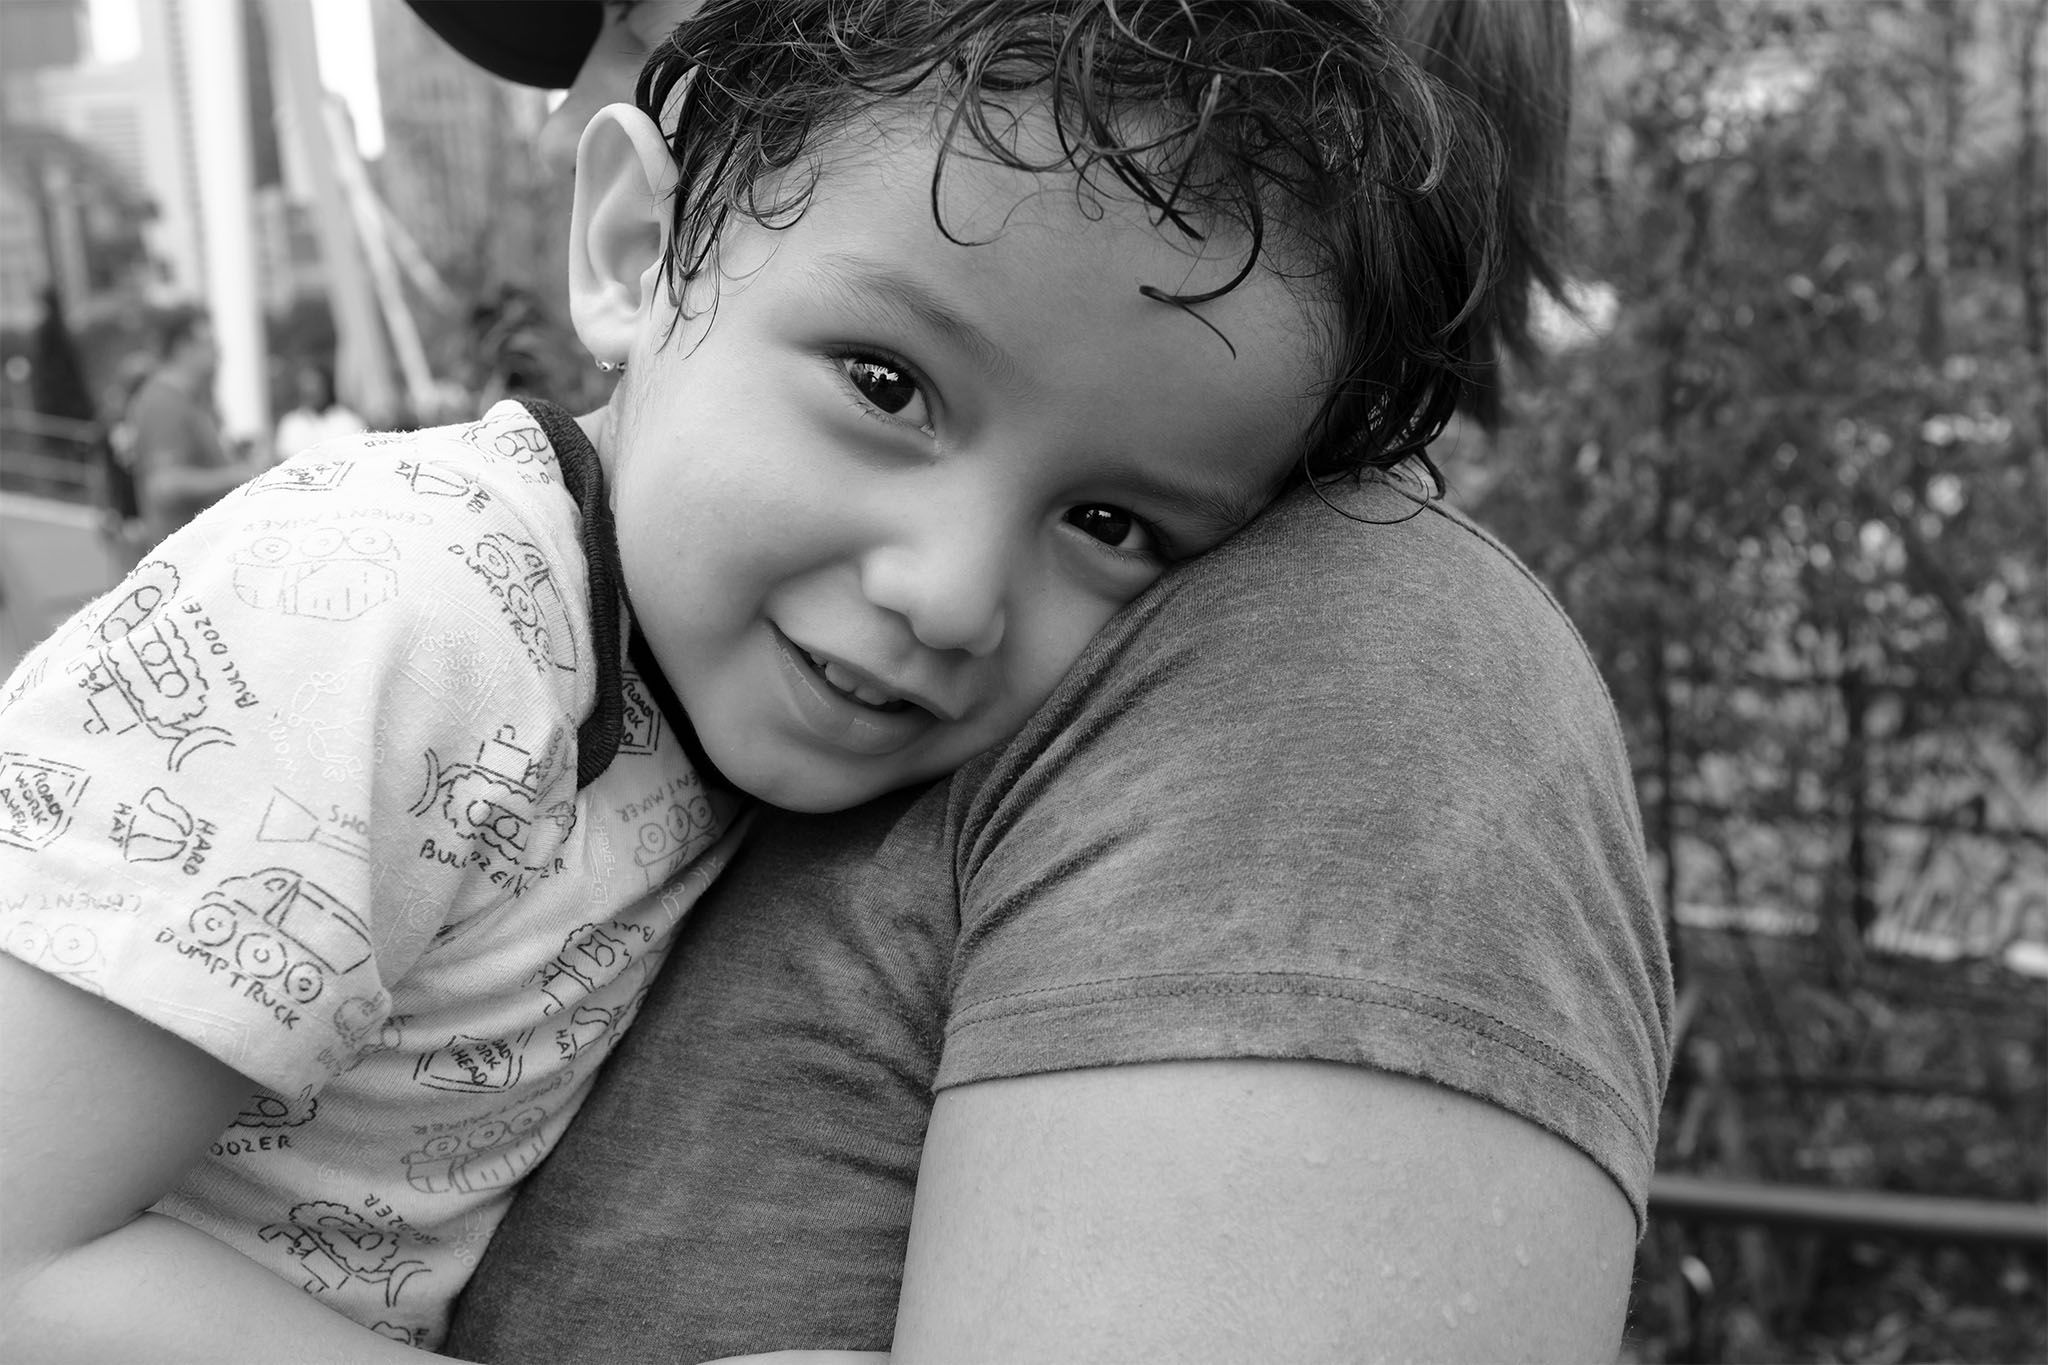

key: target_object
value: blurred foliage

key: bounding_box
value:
[1627,929,2045,1361]
[1462,1,2047,1359]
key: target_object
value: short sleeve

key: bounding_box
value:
[0,421,591,1099]
[942,480,1673,1228]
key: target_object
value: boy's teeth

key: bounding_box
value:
[817,657,897,708]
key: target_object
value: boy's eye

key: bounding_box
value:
[1064,504,1154,555]
[840,356,925,423]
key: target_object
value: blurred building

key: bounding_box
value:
[0,0,301,331]
[369,0,551,284]
[3,0,573,426]
[0,0,152,329]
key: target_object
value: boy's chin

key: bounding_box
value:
[716,750,911,815]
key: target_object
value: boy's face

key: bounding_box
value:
[602,111,1325,811]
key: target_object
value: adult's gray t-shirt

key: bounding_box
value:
[447,477,1673,1363]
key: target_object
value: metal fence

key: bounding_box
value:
[0,408,102,504]
[1651,1173,2047,1247]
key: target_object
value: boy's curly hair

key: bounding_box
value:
[636,0,1527,483]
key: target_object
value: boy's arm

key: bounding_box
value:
[891,1058,1635,1363]
[0,955,425,1362]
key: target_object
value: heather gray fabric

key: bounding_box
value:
[446,477,1672,1364]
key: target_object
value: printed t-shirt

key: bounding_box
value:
[447,472,1673,1363]
[0,400,741,1348]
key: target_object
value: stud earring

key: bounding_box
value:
[597,359,627,373]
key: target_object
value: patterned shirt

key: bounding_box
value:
[0,401,742,1348]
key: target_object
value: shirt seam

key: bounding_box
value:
[948,967,1652,1150]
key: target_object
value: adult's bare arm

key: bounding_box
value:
[892,1058,1635,1363]
[0,955,425,1363]
[138,456,257,507]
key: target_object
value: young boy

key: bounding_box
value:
[0,0,1505,1355]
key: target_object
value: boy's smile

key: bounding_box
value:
[584,106,1326,811]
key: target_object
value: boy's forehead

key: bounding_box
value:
[693,97,1332,391]
[764,113,1327,417]
[813,101,1304,301]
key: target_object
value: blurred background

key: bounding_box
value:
[0,0,2042,1360]
[0,0,606,666]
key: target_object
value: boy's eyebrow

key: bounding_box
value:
[801,252,1018,381]
[803,250,1293,537]
[1122,464,1283,543]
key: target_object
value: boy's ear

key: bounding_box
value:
[568,103,680,366]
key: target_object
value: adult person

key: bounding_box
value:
[406,2,1672,1361]
[271,359,366,464]
[115,307,260,552]
[92,350,154,570]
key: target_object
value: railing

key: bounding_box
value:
[1650,1174,2047,1247]
[0,408,101,504]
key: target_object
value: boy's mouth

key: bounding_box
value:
[801,648,912,712]
[772,624,960,727]
[770,627,940,757]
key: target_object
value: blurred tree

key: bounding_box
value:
[1462,3,2048,1357]
[1476,0,2046,975]
[0,121,155,309]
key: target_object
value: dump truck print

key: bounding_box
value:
[188,868,373,1005]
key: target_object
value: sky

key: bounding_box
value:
[87,0,386,157]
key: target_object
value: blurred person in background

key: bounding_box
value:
[116,307,262,551]
[407,2,1668,1362]
[93,350,155,570]
[271,360,367,465]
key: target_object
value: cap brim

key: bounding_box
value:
[404,1,600,89]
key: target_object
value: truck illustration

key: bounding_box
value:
[70,606,232,772]
[529,922,632,1015]
[410,724,571,869]
[231,526,400,621]
[402,1107,550,1194]
[3,920,103,992]
[61,565,233,771]
[464,531,577,672]
[257,1200,426,1307]
[187,868,372,1005]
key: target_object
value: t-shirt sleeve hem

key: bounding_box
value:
[938,971,1656,1235]
[0,942,324,1099]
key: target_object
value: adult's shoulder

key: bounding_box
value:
[1161,476,1608,707]
[943,474,1672,1226]
[970,474,1633,801]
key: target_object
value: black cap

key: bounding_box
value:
[405,1,600,89]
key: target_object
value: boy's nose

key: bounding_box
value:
[859,526,1011,659]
